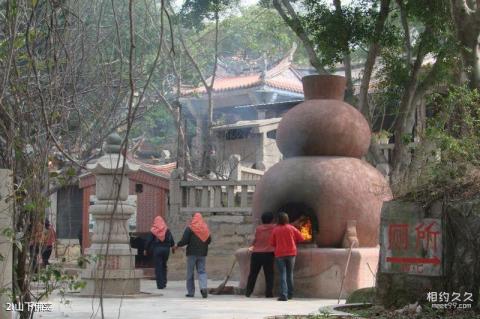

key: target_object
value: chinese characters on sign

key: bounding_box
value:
[380,218,442,276]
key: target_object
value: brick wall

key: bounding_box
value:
[129,172,168,232]
[80,170,169,247]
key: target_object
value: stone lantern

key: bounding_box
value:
[80,133,143,296]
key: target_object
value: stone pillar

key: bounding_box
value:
[228,154,241,181]
[165,168,187,280]
[0,169,12,319]
[167,168,183,237]
[80,134,143,296]
[256,133,266,169]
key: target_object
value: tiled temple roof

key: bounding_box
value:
[181,45,303,96]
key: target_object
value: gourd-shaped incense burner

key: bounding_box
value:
[252,74,391,247]
[236,75,392,298]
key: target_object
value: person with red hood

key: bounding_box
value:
[146,216,175,289]
[245,212,275,298]
[174,212,211,298]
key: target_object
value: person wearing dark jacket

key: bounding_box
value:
[146,216,175,289]
[174,212,211,298]
[245,212,275,298]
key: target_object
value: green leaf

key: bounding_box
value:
[24,203,36,212]
[66,167,76,177]
[49,171,59,178]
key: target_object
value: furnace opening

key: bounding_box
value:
[277,203,318,244]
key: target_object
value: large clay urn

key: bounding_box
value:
[251,74,392,247]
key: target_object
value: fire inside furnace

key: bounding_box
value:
[299,219,312,241]
[293,215,313,242]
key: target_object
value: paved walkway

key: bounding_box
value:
[35,280,341,319]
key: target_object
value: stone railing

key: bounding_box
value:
[376,142,418,164]
[169,175,258,217]
[168,167,260,239]
[376,143,395,163]
[222,154,264,181]
[374,143,420,179]
[237,166,264,181]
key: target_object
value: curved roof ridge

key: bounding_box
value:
[266,43,297,79]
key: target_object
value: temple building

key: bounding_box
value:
[180,45,308,175]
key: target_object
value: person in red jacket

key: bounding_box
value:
[269,212,304,301]
[245,212,275,298]
[42,219,57,267]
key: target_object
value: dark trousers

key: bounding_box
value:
[79,236,83,255]
[42,246,52,266]
[29,245,40,273]
[246,252,274,297]
[153,246,170,288]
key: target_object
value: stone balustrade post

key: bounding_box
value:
[228,154,241,181]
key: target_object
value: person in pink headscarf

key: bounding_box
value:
[146,215,175,289]
[174,212,211,298]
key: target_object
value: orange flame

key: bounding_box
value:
[299,218,312,241]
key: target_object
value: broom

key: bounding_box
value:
[209,258,237,295]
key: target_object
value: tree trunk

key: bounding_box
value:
[444,199,480,308]
[343,53,355,103]
[332,0,355,103]
[415,99,426,139]
[194,115,207,173]
[390,96,417,194]
[358,0,391,123]
[463,38,480,89]
[450,0,480,89]
[201,89,215,176]
[390,46,427,194]
[173,102,192,174]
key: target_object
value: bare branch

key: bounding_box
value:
[272,0,328,74]
[24,2,85,170]
[358,0,391,122]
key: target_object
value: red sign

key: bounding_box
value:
[386,256,441,265]
[381,218,442,276]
